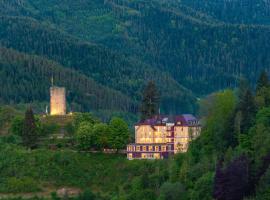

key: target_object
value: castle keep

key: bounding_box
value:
[127,114,201,159]
[50,87,66,115]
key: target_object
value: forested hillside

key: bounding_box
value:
[0,0,270,112]
[1,0,269,96]
[0,47,137,112]
[0,15,197,114]
[179,0,270,25]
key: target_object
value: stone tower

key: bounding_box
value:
[50,87,66,115]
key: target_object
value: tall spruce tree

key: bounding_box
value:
[255,71,270,108]
[140,81,160,120]
[22,107,38,149]
[237,88,256,134]
[256,71,269,93]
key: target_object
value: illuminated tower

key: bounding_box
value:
[50,86,66,116]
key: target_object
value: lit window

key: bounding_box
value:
[143,146,147,151]
[155,146,159,151]
[142,153,147,158]
[136,146,140,151]
[149,146,153,151]
[162,146,166,152]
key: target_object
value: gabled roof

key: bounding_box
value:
[136,114,200,127]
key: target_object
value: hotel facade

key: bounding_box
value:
[127,115,201,160]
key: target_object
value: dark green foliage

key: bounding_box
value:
[75,122,95,151]
[30,0,270,95]
[77,189,96,200]
[2,177,40,193]
[2,0,268,98]
[140,81,160,120]
[158,182,186,200]
[73,113,100,130]
[0,144,170,199]
[180,0,270,25]
[0,106,21,135]
[256,71,269,93]
[214,156,250,200]
[92,123,110,150]
[255,166,270,200]
[237,88,256,134]
[10,116,24,136]
[108,117,130,150]
[255,71,270,109]
[22,107,38,148]
[0,47,137,113]
[190,172,214,200]
[0,15,197,114]
[199,90,236,154]
[74,114,129,151]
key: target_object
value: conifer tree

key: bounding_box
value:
[255,71,270,108]
[140,81,160,120]
[237,88,256,134]
[256,71,269,93]
[22,107,38,149]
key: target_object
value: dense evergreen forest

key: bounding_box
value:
[0,47,137,112]
[1,0,270,114]
[0,14,196,114]
[179,0,270,25]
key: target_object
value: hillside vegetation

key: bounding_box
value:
[1,0,269,95]
[0,14,197,114]
[0,47,137,112]
[2,73,270,199]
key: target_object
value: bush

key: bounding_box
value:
[2,177,40,193]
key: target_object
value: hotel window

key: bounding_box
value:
[155,146,159,152]
[149,146,153,151]
[154,153,160,159]
[167,132,171,137]
[136,146,140,151]
[128,153,133,159]
[143,146,147,151]
[162,146,166,152]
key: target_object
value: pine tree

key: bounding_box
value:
[22,107,38,149]
[140,81,160,120]
[238,88,256,134]
[256,71,269,93]
[255,71,270,108]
